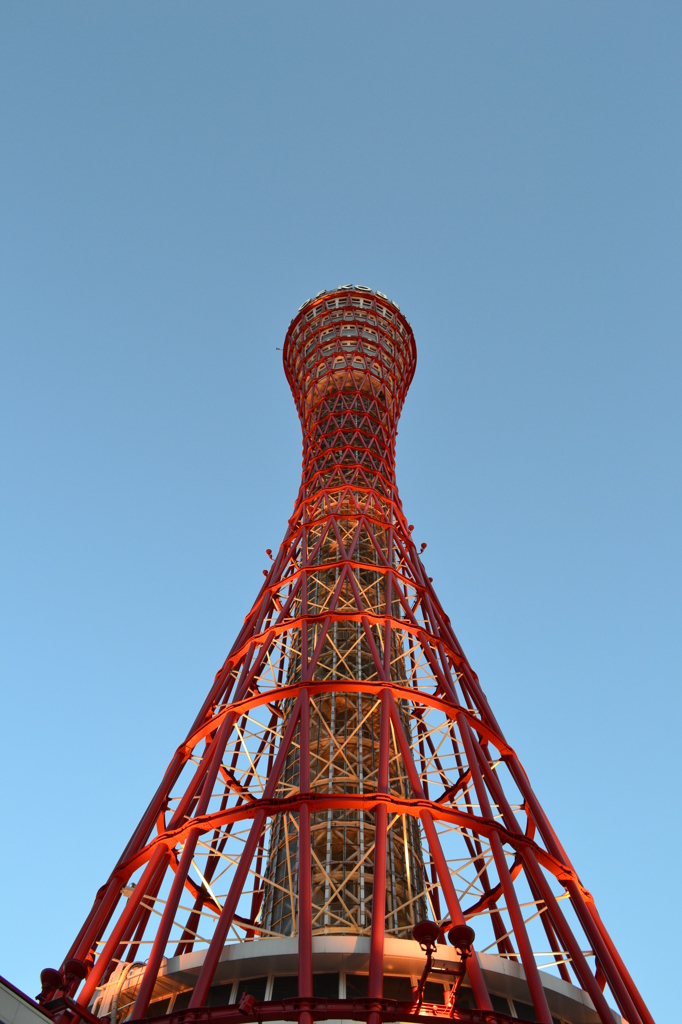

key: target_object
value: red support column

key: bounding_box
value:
[470,734,624,1024]
[130,829,200,1019]
[386,694,492,1012]
[563,879,646,1024]
[190,693,304,1007]
[77,846,169,1008]
[524,858,624,1024]
[189,810,266,1008]
[298,689,313,1023]
[459,717,552,1024]
[582,901,655,1024]
[69,877,124,969]
[367,689,391,1010]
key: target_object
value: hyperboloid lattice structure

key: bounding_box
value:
[41,287,653,1024]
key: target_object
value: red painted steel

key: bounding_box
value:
[41,287,653,1024]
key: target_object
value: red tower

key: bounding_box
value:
[39,287,653,1024]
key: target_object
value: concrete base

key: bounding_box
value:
[90,938,622,1024]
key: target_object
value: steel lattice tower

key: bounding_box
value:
[39,287,653,1024]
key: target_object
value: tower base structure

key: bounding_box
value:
[89,941,622,1024]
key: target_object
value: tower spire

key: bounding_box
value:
[40,287,653,1024]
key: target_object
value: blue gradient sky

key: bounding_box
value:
[1,4,679,1020]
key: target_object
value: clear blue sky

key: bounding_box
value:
[1,4,679,1021]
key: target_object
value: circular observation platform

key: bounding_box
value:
[282,285,417,432]
[91,939,622,1024]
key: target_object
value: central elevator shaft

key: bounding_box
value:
[262,545,427,938]
[262,691,426,938]
[262,303,428,939]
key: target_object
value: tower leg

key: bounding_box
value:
[298,690,313,1024]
